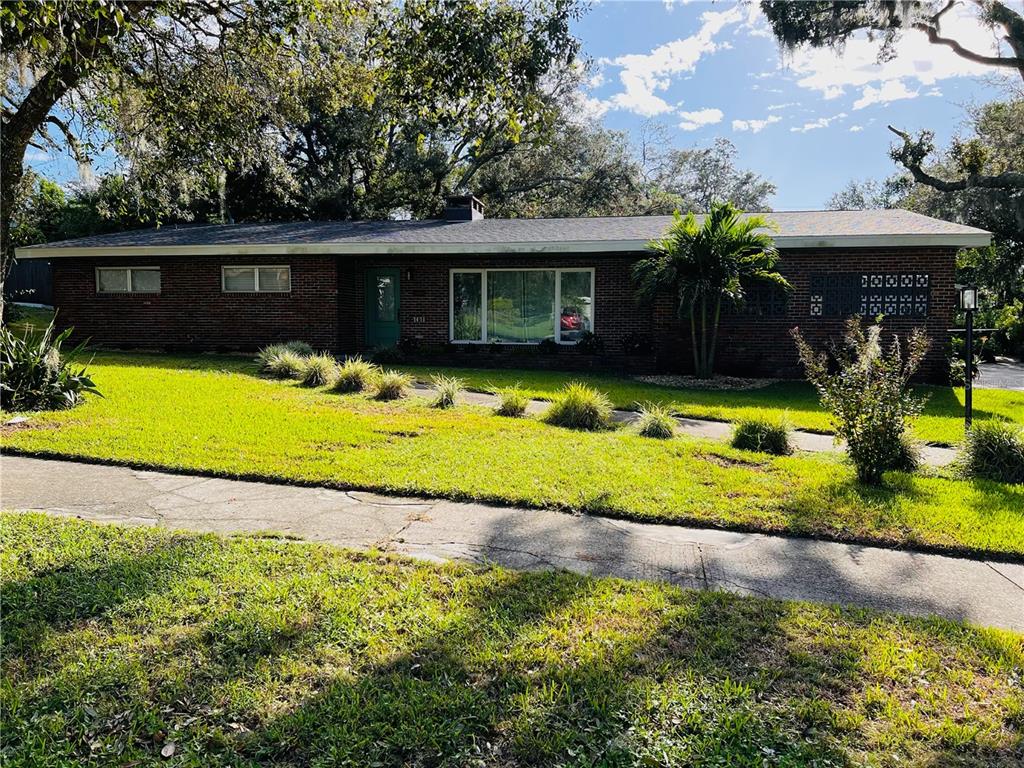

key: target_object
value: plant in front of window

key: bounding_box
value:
[633,202,787,379]
[0,319,100,411]
[575,331,604,355]
[791,318,929,485]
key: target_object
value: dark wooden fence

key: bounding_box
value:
[5,259,53,305]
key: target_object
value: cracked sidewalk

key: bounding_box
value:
[2,455,1020,631]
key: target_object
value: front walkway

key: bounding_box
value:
[4,456,1020,630]
[412,384,959,466]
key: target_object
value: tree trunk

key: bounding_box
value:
[699,294,708,378]
[688,302,699,376]
[707,295,722,378]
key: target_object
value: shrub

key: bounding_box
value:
[256,341,312,372]
[635,402,675,439]
[792,318,928,484]
[265,350,306,379]
[430,374,463,409]
[731,414,792,455]
[575,331,605,355]
[537,338,558,355]
[544,382,612,431]
[621,331,654,355]
[959,420,1024,484]
[373,370,412,401]
[333,356,379,393]
[298,353,337,388]
[0,320,100,411]
[494,385,529,417]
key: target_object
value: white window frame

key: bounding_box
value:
[95,266,161,294]
[221,265,291,294]
[448,267,595,345]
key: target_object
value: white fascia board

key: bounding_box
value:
[15,232,990,259]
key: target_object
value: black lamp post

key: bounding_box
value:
[959,285,978,428]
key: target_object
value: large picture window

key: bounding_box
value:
[96,267,161,294]
[222,265,291,293]
[450,268,594,344]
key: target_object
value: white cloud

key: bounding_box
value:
[779,2,1002,106]
[790,112,848,132]
[678,107,724,131]
[732,115,781,133]
[766,102,797,111]
[597,6,744,117]
[849,125,864,132]
[852,79,918,109]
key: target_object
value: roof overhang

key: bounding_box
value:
[15,232,991,259]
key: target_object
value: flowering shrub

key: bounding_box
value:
[792,318,928,484]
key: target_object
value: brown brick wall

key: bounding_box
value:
[51,255,337,351]
[50,245,956,380]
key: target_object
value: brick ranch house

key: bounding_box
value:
[16,196,990,381]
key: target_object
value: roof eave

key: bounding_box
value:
[15,232,991,259]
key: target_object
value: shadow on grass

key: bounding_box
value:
[2,518,1020,766]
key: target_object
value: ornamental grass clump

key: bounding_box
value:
[792,318,928,485]
[430,374,463,409]
[959,420,1024,484]
[544,382,612,431]
[266,350,307,380]
[256,341,312,373]
[299,353,338,388]
[731,414,793,455]
[373,370,412,401]
[0,320,99,411]
[333,356,379,393]
[635,402,675,439]
[493,385,529,417]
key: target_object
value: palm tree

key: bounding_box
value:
[633,201,788,378]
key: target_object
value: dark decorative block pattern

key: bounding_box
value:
[810,273,929,318]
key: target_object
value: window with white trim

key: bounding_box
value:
[222,265,291,293]
[450,268,594,344]
[96,267,161,294]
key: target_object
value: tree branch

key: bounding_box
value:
[888,125,1024,190]
[912,21,1024,78]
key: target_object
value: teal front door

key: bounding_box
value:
[365,268,400,348]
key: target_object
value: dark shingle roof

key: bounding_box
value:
[18,209,990,255]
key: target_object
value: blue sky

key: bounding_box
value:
[27,0,1019,212]
[573,0,1019,209]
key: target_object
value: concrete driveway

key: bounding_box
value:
[3,456,1021,631]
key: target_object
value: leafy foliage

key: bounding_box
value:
[493,385,530,417]
[373,370,413,401]
[265,350,307,380]
[635,402,676,439]
[634,202,786,378]
[792,318,928,484]
[959,420,1024,485]
[544,382,612,430]
[0,319,99,411]
[731,414,793,455]
[333,356,380,394]
[299,353,338,388]
[430,374,463,409]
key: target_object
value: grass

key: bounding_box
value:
[399,364,1024,446]
[2,513,1021,767]
[1,351,1022,558]
[4,304,55,336]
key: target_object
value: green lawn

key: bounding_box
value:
[2,513,1021,767]
[399,364,1024,447]
[2,352,1022,558]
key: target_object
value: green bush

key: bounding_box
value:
[731,414,792,455]
[493,385,529,417]
[256,341,312,372]
[299,353,337,388]
[430,374,463,409]
[959,420,1024,484]
[635,402,675,439]
[544,382,612,431]
[0,320,100,411]
[793,318,928,484]
[373,370,412,401]
[265,350,306,379]
[332,356,379,393]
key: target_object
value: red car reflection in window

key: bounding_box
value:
[561,310,583,331]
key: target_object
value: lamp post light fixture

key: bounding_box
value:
[959,285,979,428]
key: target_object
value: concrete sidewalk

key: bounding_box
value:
[410,384,959,467]
[3,455,1020,631]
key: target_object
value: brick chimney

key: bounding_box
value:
[444,194,485,221]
